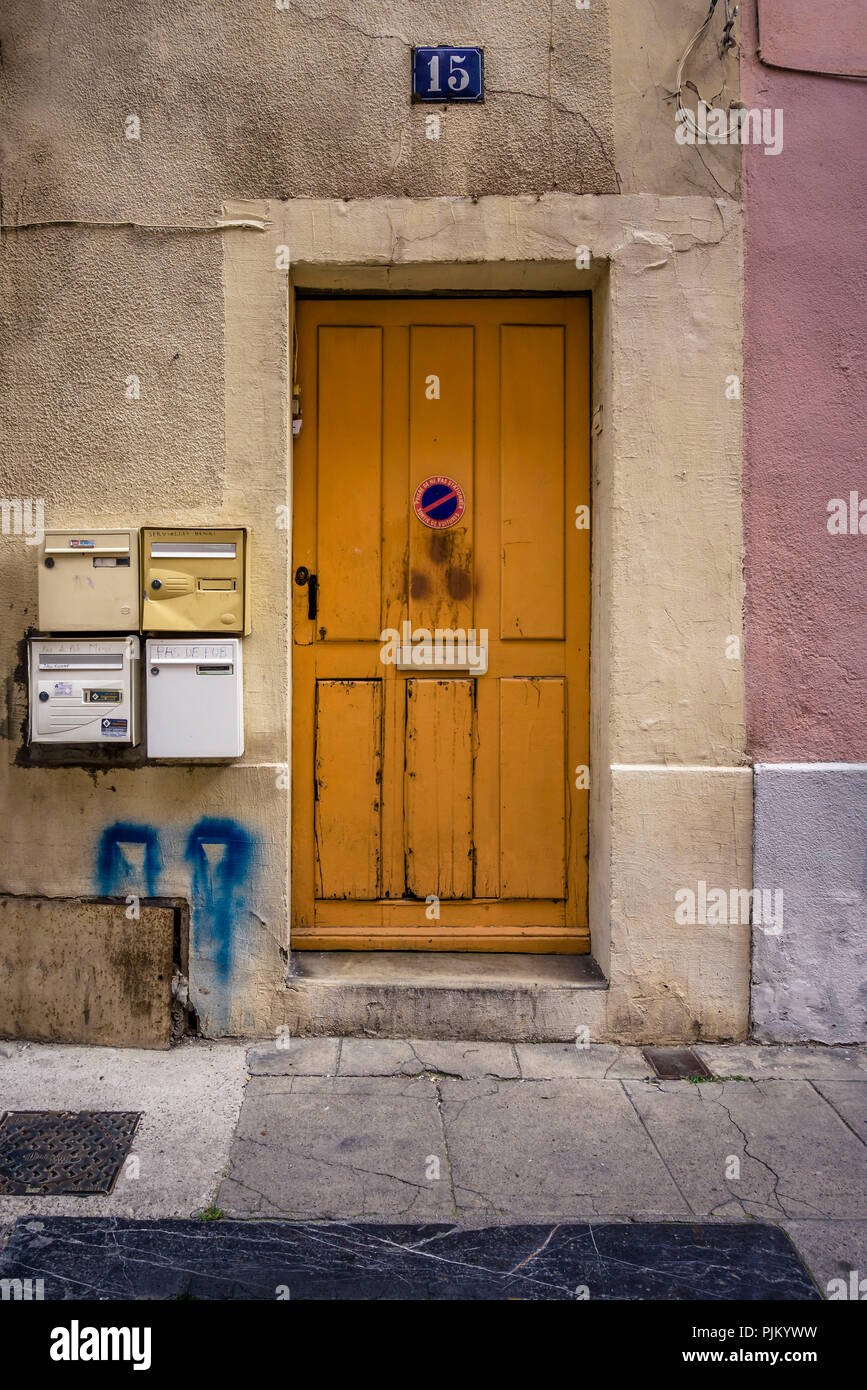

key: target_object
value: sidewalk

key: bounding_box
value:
[1,1037,865,1296]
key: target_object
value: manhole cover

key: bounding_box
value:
[642,1047,712,1081]
[0,1111,141,1195]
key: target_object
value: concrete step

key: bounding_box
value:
[282,950,609,1041]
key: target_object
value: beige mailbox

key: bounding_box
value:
[38,529,139,633]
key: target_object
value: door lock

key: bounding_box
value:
[294,567,318,620]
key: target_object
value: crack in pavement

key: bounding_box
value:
[699,1088,786,1213]
[432,1078,459,1220]
[695,1087,830,1219]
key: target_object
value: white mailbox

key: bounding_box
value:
[38,529,139,632]
[29,638,140,745]
[145,639,243,759]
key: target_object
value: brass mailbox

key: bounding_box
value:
[140,527,250,634]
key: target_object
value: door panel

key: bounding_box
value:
[314,679,382,899]
[316,327,383,640]
[408,326,475,634]
[499,677,567,898]
[292,298,590,951]
[500,326,566,640]
[405,678,474,900]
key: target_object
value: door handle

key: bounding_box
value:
[294,567,318,621]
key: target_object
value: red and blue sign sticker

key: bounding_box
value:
[412,475,466,530]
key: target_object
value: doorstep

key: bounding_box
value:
[282,951,608,1042]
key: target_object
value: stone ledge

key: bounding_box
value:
[290,950,606,988]
[280,951,608,1042]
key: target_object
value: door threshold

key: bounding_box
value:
[283,951,608,1041]
[288,950,607,989]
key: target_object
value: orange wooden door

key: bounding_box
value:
[292,298,590,951]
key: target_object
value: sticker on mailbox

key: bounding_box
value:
[101,718,128,738]
[413,475,466,530]
[88,689,122,703]
[52,681,73,696]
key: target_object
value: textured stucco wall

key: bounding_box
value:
[607,767,752,1041]
[0,0,739,218]
[0,0,617,217]
[741,2,867,760]
[0,766,288,1038]
[752,766,867,1044]
[0,229,225,512]
[740,2,867,1042]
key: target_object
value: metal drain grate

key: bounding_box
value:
[642,1047,712,1081]
[0,1111,141,1195]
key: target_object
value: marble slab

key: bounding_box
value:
[0,1217,820,1300]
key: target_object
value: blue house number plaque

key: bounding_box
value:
[412,47,484,103]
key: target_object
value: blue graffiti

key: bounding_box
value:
[96,822,162,898]
[184,818,254,982]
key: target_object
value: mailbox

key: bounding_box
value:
[145,639,244,759]
[38,529,139,632]
[29,637,140,745]
[141,527,250,634]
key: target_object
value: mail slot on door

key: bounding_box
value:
[145,639,244,759]
[38,529,139,632]
[29,637,140,745]
[140,527,250,634]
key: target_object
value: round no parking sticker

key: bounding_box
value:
[413,475,466,529]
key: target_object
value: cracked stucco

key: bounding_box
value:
[0,0,617,218]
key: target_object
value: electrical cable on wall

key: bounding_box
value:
[671,0,740,198]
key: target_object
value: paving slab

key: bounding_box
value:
[810,1081,867,1144]
[338,1038,519,1079]
[695,1044,867,1080]
[0,1216,820,1301]
[246,1038,340,1076]
[624,1078,867,1220]
[515,1044,650,1079]
[439,1077,691,1221]
[218,1075,456,1221]
[782,1220,867,1299]
[0,1040,247,1236]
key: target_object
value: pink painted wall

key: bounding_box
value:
[741,0,867,760]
